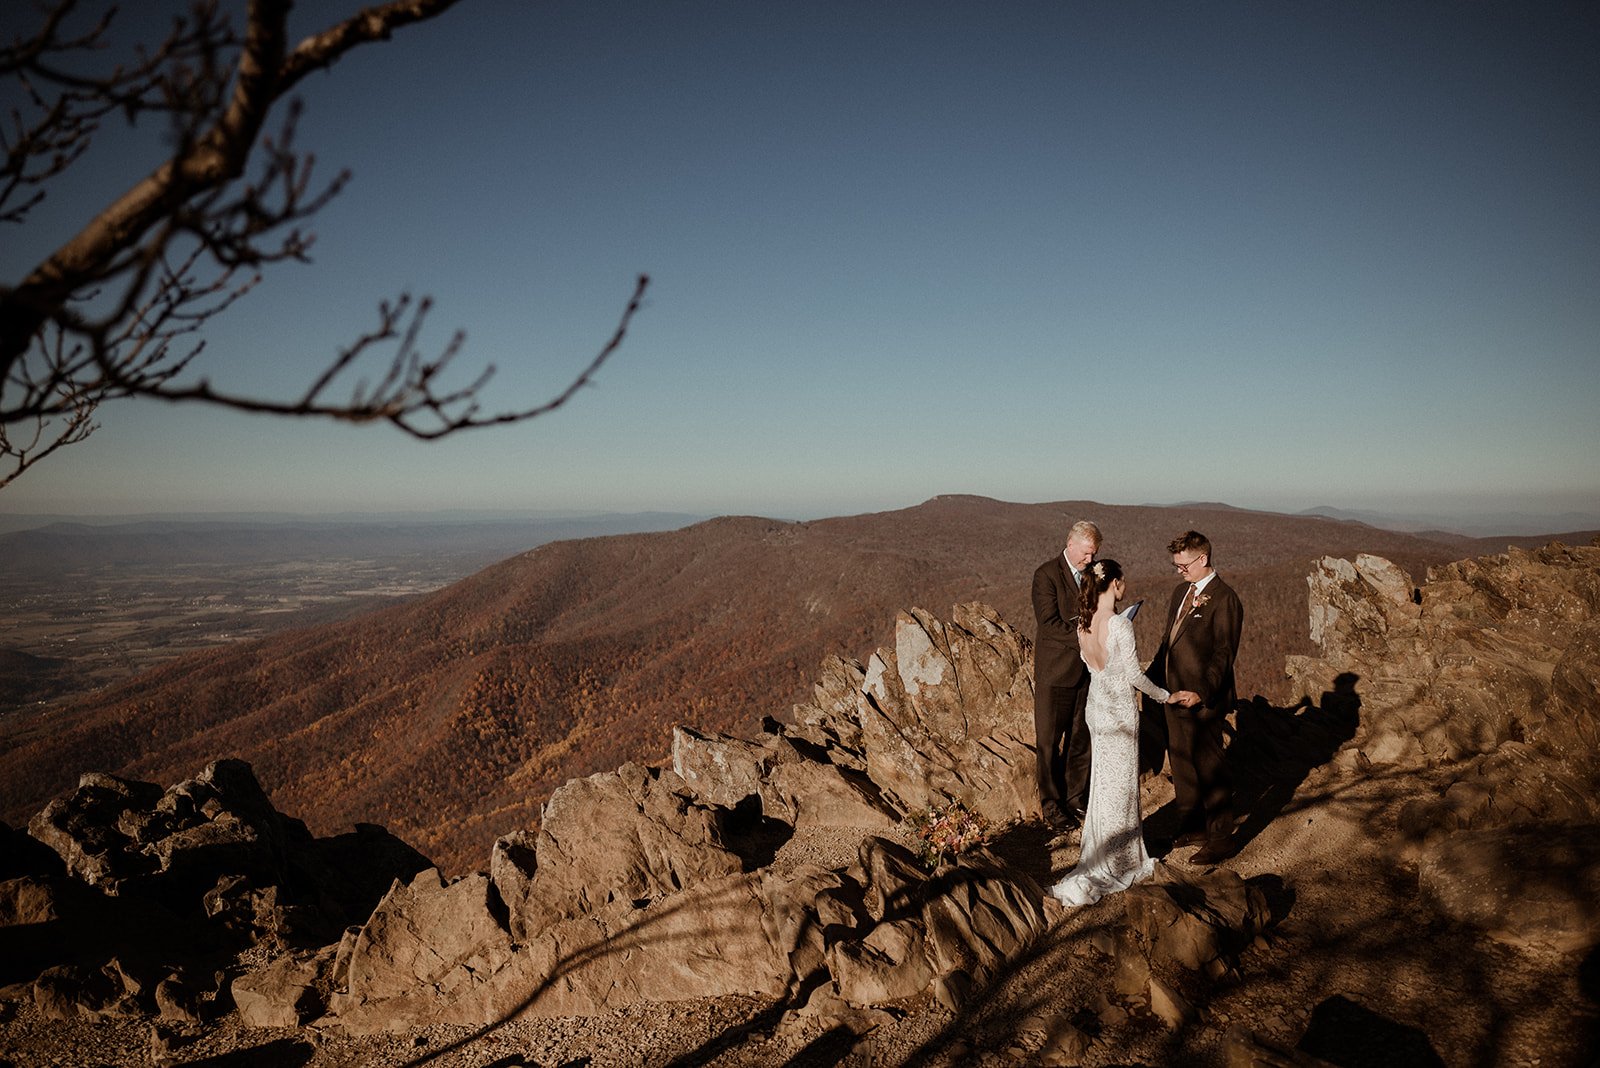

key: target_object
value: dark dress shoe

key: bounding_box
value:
[1173,830,1208,848]
[1189,840,1234,866]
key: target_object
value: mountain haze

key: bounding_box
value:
[0,496,1571,873]
[0,513,708,572]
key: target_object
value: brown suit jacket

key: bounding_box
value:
[1032,554,1087,695]
[1148,572,1243,720]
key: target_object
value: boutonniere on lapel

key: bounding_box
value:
[1189,592,1210,617]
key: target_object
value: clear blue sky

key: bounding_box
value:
[4,1,1597,527]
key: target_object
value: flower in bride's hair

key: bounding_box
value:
[1092,562,1105,580]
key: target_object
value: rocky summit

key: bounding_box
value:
[1,541,1597,1065]
[1286,540,1600,954]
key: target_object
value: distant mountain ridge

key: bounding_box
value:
[0,508,711,536]
[1298,503,1600,538]
[0,512,708,572]
[0,495,1582,874]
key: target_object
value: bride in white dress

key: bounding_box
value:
[1049,559,1199,907]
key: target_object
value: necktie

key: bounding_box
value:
[1170,584,1196,642]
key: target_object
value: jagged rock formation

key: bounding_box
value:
[1,600,1276,1045]
[327,600,1057,1034]
[790,602,1042,823]
[1286,540,1600,950]
[0,759,430,1024]
[1287,543,1600,796]
[6,545,1596,1061]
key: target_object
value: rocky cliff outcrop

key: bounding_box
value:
[1287,542,1600,787]
[1,759,431,1026]
[1,598,1278,1047]
[323,603,1056,1032]
[790,601,1041,823]
[7,552,1595,1060]
[1286,540,1600,950]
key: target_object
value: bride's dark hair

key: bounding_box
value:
[1077,558,1124,632]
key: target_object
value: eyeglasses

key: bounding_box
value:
[1173,555,1207,574]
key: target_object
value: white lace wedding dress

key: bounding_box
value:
[1049,613,1169,907]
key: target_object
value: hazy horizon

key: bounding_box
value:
[3,493,1597,541]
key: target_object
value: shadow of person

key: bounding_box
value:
[1225,673,1363,850]
[1134,697,1183,856]
[1296,993,1445,1066]
[780,1024,863,1066]
[982,819,1057,888]
[1580,942,1600,1061]
[1142,674,1363,854]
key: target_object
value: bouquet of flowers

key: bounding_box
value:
[905,799,991,869]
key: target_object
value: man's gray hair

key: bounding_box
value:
[1067,520,1102,547]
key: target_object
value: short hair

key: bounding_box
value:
[1067,520,1102,548]
[1167,530,1211,561]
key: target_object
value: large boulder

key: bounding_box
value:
[332,867,516,1032]
[333,864,843,1030]
[1304,554,1421,667]
[27,772,167,891]
[792,657,871,757]
[795,603,1040,824]
[28,760,300,905]
[487,828,538,940]
[764,757,897,833]
[232,946,338,1028]
[496,836,1048,1019]
[330,832,1050,1030]
[496,763,745,942]
[498,864,842,1019]
[0,874,208,989]
[828,916,934,1005]
[918,848,1049,988]
[671,724,896,834]
[30,956,164,1021]
[9,760,434,1004]
[1286,543,1600,824]
[670,725,777,808]
[1124,866,1273,976]
[829,837,1048,1009]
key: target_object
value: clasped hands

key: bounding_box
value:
[1167,690,1202,708]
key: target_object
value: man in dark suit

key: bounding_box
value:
[1147,530,1243,865]
[1031,519,1101,829]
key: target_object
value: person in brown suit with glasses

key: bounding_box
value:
[1147,530,1243,865]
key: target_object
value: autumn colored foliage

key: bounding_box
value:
[0,497,1507,873]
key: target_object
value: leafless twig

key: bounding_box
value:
[1,0,647,487]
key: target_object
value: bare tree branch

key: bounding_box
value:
[1,0,648,487]
[126,273,652,439]
[0,320,98,489]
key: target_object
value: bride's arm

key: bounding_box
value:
[1113,618,1170,703]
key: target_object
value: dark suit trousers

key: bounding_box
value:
[1035,679,1091,812]
[1164,705,1233,839]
